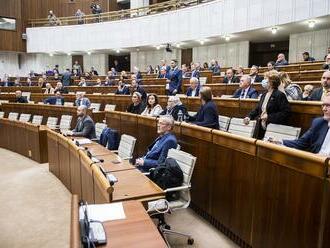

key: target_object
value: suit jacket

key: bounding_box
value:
[75,97,91,108]
[251,74,263,83]
[233,87,258,99]
[0,81,14,87]
[61,71,72,86]
[190,100,219,129]
[309,87,323,101]
[139,132,177,171]
[248,89,291,125]
[186,86,200,97]
[275,60,289,66]
[223,76,240,84]
[54,87,68,94]
[167,67,182,94]
[72,115,96,139]
[126,102,146,114]
[15,96,28,103]
[115,86,130,95]
[44,96,64,105]
[283,117,329,153]
[191,70,200,79]
[160,104,187,121]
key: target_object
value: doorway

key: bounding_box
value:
[109,54,130,72]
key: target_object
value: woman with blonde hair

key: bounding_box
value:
[278,71,302,100]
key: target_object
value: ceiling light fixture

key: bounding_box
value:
[308,20,316,28]
[199,40,205,45]
[271,27,278,34]
[87,51,91,55]
[156,45,161,50]
[67,53,71,56]
[49,53,53,57]
[224,35,231,41]
[116,49,120,53]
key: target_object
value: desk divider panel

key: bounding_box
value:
[105,110,121,134]
[79,149,95,204]
[137,115,158,158]
[213,98,240,117]
[92,164,113,204]
[47,129,60,177]
[322,160,330,248]
[57,134,71,191]
[68,140,82,199]
[252,141,327,248]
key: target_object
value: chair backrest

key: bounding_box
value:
[104,104,116,112]
[218,115,231,131]
[0,111,4,118]
[95,122,107,140]
[118,134,136,160]
[18,113,31,122]
[32,115,43,125]
[199,77,207,85]
[22,92,31,101]
[46,117,58,129]
[59,115,72,131]
[228,117,256,138]
[8,112,19,120]
[90,103,101,112]
[93,92,102,95]
[0,100,9,105]
[64,102,74,107]
[220,94,233,99]
[38,102,44,104]
[264,123,301,141]
[28,101,34,104]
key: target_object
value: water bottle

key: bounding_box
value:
[56,98,62,105]
[177,110,183,122]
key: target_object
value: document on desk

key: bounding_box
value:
[75,138,92,145]
[79,202,126,222]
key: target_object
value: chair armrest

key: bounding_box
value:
[111,150,118,153]
[91,138,98,141]
[164,184,190,193]
[143,172,150,176]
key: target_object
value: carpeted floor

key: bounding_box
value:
[0,148,237,248]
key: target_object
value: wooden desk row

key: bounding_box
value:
[47,129,164,205]
[0,118,48,163]
[105,111,330,248]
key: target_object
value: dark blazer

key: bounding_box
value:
[322,64,330,70]
[160,104,187,121]
[131,86,147,102]
[186,86,200,97]
[115,86,130,95]
[189,100,219,129]
[233,87,258,99]
[15,96,28,103]
[139,132,177,171]
[127,102,146,114]
[191,70,200,79]
[61,71,72,86]
[249,89,291,125]
[54,87,68,94]
[275,60,289,66]
[309,87,323,101]
[252,75,264,83]
[44,96,64,105]
[0,81,14,87]
[72,115,96,139]
[136,71,142,80]
[223,76,240,84]
[167,68,182,94]
[283,117,329,153]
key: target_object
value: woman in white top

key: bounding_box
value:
[44,83,55,94]
[141,94,163,117]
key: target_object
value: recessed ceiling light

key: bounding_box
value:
[156,45,161,50]
[49,53,53,57]
[176,43,181,48]
[136,48,140,52]
[116,49,120,53]
[199,40,205,45]
[224,35,231,41]
[87,51,91,55]
[271,27,278,34]
[67,53,71,56]
[308,20,316,28]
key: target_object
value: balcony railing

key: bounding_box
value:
[28,0,214,27]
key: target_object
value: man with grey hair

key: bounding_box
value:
[186,77,200,97]
[66,105,96,139]
[160,95,187,121]
[135,115,177,172]
[14,90,28,103]
[275,53,289,66]
[232,75,258,99]
[75,92,91,108]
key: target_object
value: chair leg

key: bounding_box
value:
[159,225,194,245]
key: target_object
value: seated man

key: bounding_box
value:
[158,66,168,79]
[302,52,315,62]
[160,95,187,121]
[75,92,91,108]
[233,75,258,99]
[223,68,240,84]
[15,90,28,103]
[44,91,64,105]
[322,54,330,70]
[115,81,130,95]
[281,94,330,156]
[274,53,289,66]
[249,65,263,83]
[54,82,68,94]
[66,105,96,139]
[308,71,330,101]
[135,115,177,172]
[186,77,200,97]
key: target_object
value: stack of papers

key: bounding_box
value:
[75,138,92,145]
[79,202,126,222]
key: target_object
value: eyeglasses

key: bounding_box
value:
[322,103,330,108]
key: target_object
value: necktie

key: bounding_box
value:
[240,90,245,99]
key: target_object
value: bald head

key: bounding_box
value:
[321,71,330,90]
[15,90,22,97]
[77,105,87,117]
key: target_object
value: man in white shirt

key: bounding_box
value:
[232,75,258,99]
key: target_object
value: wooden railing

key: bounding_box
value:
[28,0,214,27]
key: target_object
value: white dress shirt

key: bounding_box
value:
[319,129,330,156]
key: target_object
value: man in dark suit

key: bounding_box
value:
[54,82,69,94]
[282,94,330,155]
[166,60,182,95]
[61,69,72,86]
[232,75,258,99]
[274,53,289,66]
[309,71,330,101]
[44,91,65,105]
[15,91,28,103]
[157,66,168,79]
[223,68,240,84]
[249,65,263,83]
[135,115,177,172]
[190,62,200,79]
[0,78,14,87]
[186,77,200,97]
[322,54,330,70]
[66,105,96,139]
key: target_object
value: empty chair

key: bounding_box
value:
[46,117,58,129]
[148,149,197,246]
[64,102,74,107]
[90,103,101,112]
[218,115,231,131]
[18,113,31,122]
[8,112,19,120]
[264,123,301,141]
[104,104,116,111]
[228,117,256,138]
[116,134,136,160]
[0,111,4,118]
[59,115,72,132]
[32,115,43,125]
[95,122,107,141]
[22,92,31,101]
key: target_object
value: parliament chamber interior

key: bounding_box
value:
[1,0,330,247]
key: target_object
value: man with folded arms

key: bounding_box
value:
[135,115,177,172]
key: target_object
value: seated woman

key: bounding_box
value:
[141,94,163,117]
[127,92,146,114]
[302,84,314,100]
[160,95,187,121]
[243,70,291,139]
[44,83,55,94]
[278,72,302,100]
[188,86,219,129]
[115,81,130,95]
